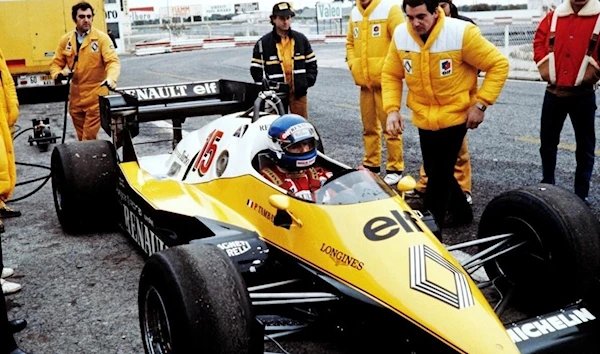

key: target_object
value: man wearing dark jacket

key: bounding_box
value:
[250,2,318,119]
[439,0,475,24]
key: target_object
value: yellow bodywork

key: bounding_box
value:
[120,161,520,353]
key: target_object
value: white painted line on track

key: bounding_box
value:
[151,120,189,136]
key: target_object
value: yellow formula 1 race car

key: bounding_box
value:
[50,80,600,353]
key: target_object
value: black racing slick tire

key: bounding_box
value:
[51,140,118,233]
[478,184,600,311]
[138,244,261,354]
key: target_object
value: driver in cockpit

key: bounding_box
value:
[260,114,332,201]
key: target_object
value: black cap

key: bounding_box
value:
[272,2,295,17]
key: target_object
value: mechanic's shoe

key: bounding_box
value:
[584,197,591,207]
[444,207,473,228]
[0,206,21,218]
[362,165,380,174]
[464,191,473,205]
[405,189,424,199]
[404,189,425,210]
[8,319,27,334]
[1,267,15,278]
[1,279,22,295]
[383,172,403,185]
[0,219,4,233]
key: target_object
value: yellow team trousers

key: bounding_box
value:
[290,94,308,119]
[360,87,403,172]
[70,101,101,141]
[416,136,472,193]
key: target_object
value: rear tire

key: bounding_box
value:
[51,140,118,233]
[138,244,261,354]
[478,184,600,311]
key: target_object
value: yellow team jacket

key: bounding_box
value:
[346,0,404,89]
[50,27,120,110]
[0,48,18,200]
[382,10,509,131]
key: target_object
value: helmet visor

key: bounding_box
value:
[284,139,316,155]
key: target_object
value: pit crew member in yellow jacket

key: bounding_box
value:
[50,1,120,141]
[0,48,19,231]
[382,0,508,231]
[346,0,405,185]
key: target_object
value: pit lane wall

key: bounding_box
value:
[134,34,345,55]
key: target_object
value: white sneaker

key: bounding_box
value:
[465,192,473,205]
[1,278,22,295]
[1,267,14,278]
[383,172,402,185]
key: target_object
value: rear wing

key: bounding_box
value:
[99,79,288,149]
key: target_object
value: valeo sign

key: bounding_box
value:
[316,2,343,20]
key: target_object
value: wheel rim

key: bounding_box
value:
[51,170,64,213]
[488,217,552,284]
[143,286,173,354]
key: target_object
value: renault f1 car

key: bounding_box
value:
[50,79,600,353]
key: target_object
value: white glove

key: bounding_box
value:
[101,78,117,90]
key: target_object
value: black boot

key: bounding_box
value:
[8,319,26,334]
[0,207,20,219]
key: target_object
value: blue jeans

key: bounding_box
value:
[540,90,596,199]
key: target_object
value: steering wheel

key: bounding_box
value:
[248,79,287,122]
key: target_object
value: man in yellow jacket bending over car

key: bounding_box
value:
[382,0,508,234]
[346,0,405,185]
[50,1,120,141]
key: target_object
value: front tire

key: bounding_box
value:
[138,244,261,354]
[478,184,600,311]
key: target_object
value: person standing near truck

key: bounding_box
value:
[50,1,120,141]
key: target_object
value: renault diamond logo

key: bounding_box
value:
[409,245,474,309]
[403,59,412,75]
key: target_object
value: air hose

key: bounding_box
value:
[7,65,74,204]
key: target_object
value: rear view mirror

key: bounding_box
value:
[397,175,417,193]
[269,195,291,210]
[268,195,302,229]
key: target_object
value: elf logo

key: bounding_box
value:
[363,210,420,241]
[440,59,452,76]
[372,24,381,37]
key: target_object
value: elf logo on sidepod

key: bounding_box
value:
[363,210,419,241]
